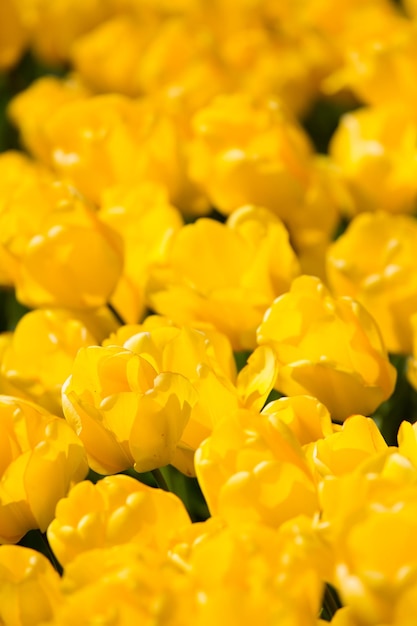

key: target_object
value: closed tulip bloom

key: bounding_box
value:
[317,449,417,623]
[327,211,417,354]
[15,191,123,310]
[195,406,318,528]
[39,94,189,209]
[62,344,197,474]
[261,395,334,447]
[188,94,313,218]
[47,474,191,567]
[187,523,323,626]
[323,20,417,111]
[257,275,396,421]
[0,307,118,414]
[319,449,417,543]
[312,414,387,478]
[329,105,417,215]
[8,75,90,166]
[103,317,277,475]
[0,545,62,626]
[146,204,300,351]
[0,153,123,308]
[333,502,417,625]
[99,183,184,324]
[44,541,191,626]
[13,0,112,66]
[0,396,88,543]
[0,151,55,286]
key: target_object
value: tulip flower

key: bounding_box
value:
[0,395,88,543]
[257,275,396,421]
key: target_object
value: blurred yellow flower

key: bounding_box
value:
[220,23,330,116]
[0,153,123,308]
[0,307,117,414]
[14,0,113,65]
[257,275,396,421]
[329,105,417,215]
[71,12,227,113]
[47,519,323,626]
[0,0,27,71]
[99,182,183,324]
[146,204,300,351]
[15,186,123,310]
[186,522,323,626]
[195,405,318,527]
[327,211,417,354]
[323,19,417,111]
[0,395,88,543]
[8,75,90,166]
[37,93,193,211]
[0,545,62,626]
[0,151,55,286]
[48,542,190,626]
[333,500,417,625]
[319,448,417,544]
[188,94,313,218]
[70,14,153,97]
[16,206,123,309]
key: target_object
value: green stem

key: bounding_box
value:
[107,302,126,326]
[39,531,63,576]
[151,468,170,492]
[376,355,417,446]
[322,584,342,621]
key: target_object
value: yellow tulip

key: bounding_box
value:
[62,344,197,474]
[0,396,88,543]
[99,182,183,324]
[0,0,27,71]
[329,105,417,215]
[187,522,323,626]
[0,545,62,626]
[0,307,118,414]
[188,93,313,218]
[41,94,190,209]
[47,474,191,566]
[327,211,417,354]
[50,542,189,626]
[102,317,277,475]
[8,75,90,166]
[195,406,318,527]
[13,0,112,65]
[146,205,300,351]
[257,275,396,421]
[15,190,123,310]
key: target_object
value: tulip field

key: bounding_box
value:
[2,1,417,624]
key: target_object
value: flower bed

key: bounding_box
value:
[1,1,417,624]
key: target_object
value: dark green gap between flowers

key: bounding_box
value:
[372,354,417,446]
[0,50,67,154]
[18,529,63,576]
[0,289,30,332]
[301,96,360,155]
